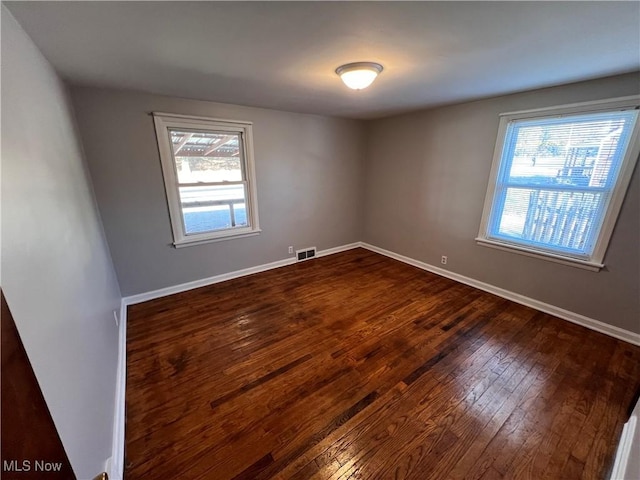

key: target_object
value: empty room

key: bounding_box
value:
[2,2,640,480]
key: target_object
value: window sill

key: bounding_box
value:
[475,237,604,272]
[173,229,261,248]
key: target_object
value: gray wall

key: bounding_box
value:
[1,8,122,479]
[363,73,640,333]
[70,87,366,296]
[71,75,639,333]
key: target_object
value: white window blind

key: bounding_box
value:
[478,97,640,269]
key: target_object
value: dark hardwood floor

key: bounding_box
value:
[125,248,640,479]
[1,291,75,479]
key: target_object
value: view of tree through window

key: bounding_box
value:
[483,106,638,261]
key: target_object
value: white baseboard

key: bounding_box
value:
[122,242,361,306]
[611,396,640,479]
[123,257,293,306]
[316,242,361,258]
[103,457,112,480]
[110,242,360,477]
[610,416,638,479]
[108,301,128,480]
[110,240,638,478]
[360,242,640,346]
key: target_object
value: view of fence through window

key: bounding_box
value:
[492,110,635,256]
[170,130,248,235]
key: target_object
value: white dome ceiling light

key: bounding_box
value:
[335,62,383,90]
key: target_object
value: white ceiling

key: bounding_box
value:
[5,1,640,119]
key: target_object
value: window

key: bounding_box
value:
[153,113,260,247]
[477,97,640,271]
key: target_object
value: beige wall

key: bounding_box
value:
[70,87,366,296]
[1,8,122,478]
[363,73,640,333]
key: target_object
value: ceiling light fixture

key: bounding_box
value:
[336,62,383,90]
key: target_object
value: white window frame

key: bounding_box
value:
[153,112,260,247]
[476,96,640,271]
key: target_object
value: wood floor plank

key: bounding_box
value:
[125,248,640,479]
[281,300,524,479]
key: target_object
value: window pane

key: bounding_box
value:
[495,187,605,254]
[506,112,634,188]
[481,103,638,264]
[170,130,243,183]
[179,185,248,235]
[234,203,247,226]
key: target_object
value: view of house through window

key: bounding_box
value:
[478,98,639,268]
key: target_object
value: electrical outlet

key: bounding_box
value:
[288,246,294,254]
[113,310,119,327]
[441,255,448,265]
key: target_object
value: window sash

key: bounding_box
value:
[477,96,640,270]
[176,180,246,188]
[169,129,250,235]
[168,128,246,183]
[153,113,260,246]
[488,187,609,258]
[180,185,250,236]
